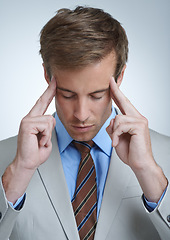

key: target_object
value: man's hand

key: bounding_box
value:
[16,77,56,170]
[106,77,168,202]
[2,77,57,203]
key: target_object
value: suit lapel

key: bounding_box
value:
[94,147,132,240]
[38,130,79,240]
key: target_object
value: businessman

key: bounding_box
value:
[0,6,170,240]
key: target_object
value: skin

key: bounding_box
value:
[2,52,167,205]
[46,52,117,142]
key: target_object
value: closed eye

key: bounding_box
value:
[90,88,109,100]
[90,94,103,100]
[62,93,76,99]
[57,87,76,99]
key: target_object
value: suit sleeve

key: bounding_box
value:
[146,184,170,240]
[145,130,170,240]
[0,179,23,240]
[0,136,25,240]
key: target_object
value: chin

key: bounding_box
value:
[70,132,96,142]
[73,136,92,142]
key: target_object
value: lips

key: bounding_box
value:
[71,124,94,132]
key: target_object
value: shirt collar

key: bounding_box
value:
[55,113,73,154]
[92,107,116,157]
[55,107,117,156]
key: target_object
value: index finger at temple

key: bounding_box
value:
[110,77,140,117]
[28,77,57,117]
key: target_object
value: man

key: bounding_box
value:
[0,6,170,240]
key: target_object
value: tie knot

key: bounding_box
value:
[73,140,94,154]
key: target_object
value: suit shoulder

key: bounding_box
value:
[149,129,170,171]
[0,135,18,150]
[149,129,170,146]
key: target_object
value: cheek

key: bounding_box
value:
[100,94,112,109]
[92,98,112,120]
[99,98,112,119]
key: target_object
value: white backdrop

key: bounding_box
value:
[0,0,170,140]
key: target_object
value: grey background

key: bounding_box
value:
[0,0,170,140]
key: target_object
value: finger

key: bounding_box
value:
[106,118,114,138]
[21,115,56,147]
[112,123,133,147]
[106,114,144,141]
[107,118,139,147]
[26,115,56,129]
[112,122,140,147]
[113,115,144,131]
[110,77,141,117]
[36,119,55,147]
[28,76,57,117]
[38,129,52,147]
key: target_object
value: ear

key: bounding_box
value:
[116,65,126,87]
[43,63,50,84]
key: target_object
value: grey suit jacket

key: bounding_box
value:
[0,129,170,240]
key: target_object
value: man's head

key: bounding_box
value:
[40,6,128,81]
[39,6,129,141]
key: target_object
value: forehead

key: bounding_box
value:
[53,52,117,92]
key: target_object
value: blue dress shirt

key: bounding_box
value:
[55,109,116,219]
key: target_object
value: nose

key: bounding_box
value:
[74,98,90,122]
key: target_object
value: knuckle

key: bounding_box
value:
[139,117,148,131]
[20,117,29,128]
[114,115,123,129]
[114,115,121,124]
[141,116,148,126]
[47,115,54,124]
[45,115,55,129]
[19,117,32,134]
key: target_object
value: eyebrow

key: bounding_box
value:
[91,88,109,94]
[56,87,75,93]
[56,87,109,94]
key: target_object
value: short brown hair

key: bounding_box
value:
[40,6,128,80]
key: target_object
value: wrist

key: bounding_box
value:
[2,159,35,204]
[132,160,168,203]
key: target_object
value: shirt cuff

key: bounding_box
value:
[142,187,167,212]
[8,193,26,210]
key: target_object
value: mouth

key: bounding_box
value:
[71,124,94,132]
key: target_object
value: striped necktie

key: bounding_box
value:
[72,140,97,240]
